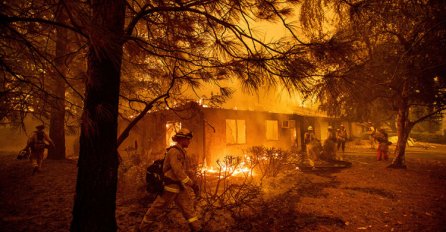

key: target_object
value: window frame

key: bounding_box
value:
[225,119,246,145]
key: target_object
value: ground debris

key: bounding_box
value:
[1,144,446,231]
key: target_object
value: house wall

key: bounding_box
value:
[316,118,330,141]
[137,105,206,164]
[135,104,331,167]
[117,115,164,163]
[202,108,299,166]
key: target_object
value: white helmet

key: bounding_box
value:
[307,126,313,131]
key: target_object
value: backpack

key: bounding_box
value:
[17,149,30,160]
[146,158,165,194]
[146,146,184,194]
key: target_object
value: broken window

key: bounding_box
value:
[226,119,246,144]
[266,120,279,141]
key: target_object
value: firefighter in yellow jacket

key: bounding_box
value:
[24,124,54,175]
[139,128,201,231]
[304,126,320,166]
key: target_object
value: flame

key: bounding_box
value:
[200,157,254,177]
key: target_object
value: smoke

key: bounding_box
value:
[187,78,318,114]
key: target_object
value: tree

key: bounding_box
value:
[1,0,84,155]
[68,0,125,230]
[306,0,446,168]
[48,3,69,160]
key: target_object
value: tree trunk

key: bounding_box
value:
[389,96,411,169]
[48,4,68,160]
[48,83,66,159]
[70,0,125,231]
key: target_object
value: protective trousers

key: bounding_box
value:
[139,186,200,231]
[30,151,44,171]
[376,143,389,161]
[306,142,319,166]
[337,140,346,152]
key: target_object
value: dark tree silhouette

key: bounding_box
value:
[48,3,69,160]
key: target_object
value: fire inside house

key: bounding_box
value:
[118,101,334,170]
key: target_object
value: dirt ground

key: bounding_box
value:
[1,142,446,232]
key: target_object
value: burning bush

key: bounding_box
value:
[197,147,299,230]
[246,146,296,180]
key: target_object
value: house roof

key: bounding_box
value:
[199,103,329,118]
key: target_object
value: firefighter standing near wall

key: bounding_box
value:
[23,124,54,175]
[139,128,201,232]
[336,124,348,157]
[322,126,337,160]
[304,126,319,166]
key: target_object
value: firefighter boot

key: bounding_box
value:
[32,167,39,175]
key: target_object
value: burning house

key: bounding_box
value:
[119,101,332,167]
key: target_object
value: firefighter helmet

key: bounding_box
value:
[307,126,313,131]
[173,128,193,140]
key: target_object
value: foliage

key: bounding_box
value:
[197,149,296,230]
[1,1,324,127]
[299,0,446,167]
[1,0,86,134]
[304,0,446,121]
[246,146,294,180]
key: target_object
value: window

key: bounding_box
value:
[226,119,246,144]
[166,121,181,146]
[266,120,279,140]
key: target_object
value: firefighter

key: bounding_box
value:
[336,124,348,158]
[23,124,54,175]
[304,126,319,166]
[322,126,337,160]
[374,128,390,161]
[139,128,201,232]
[366,122,376,149]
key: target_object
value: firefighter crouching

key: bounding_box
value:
[139,128,201,232]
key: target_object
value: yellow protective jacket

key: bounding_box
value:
[163,145,195,193]
[336,128,347,142]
